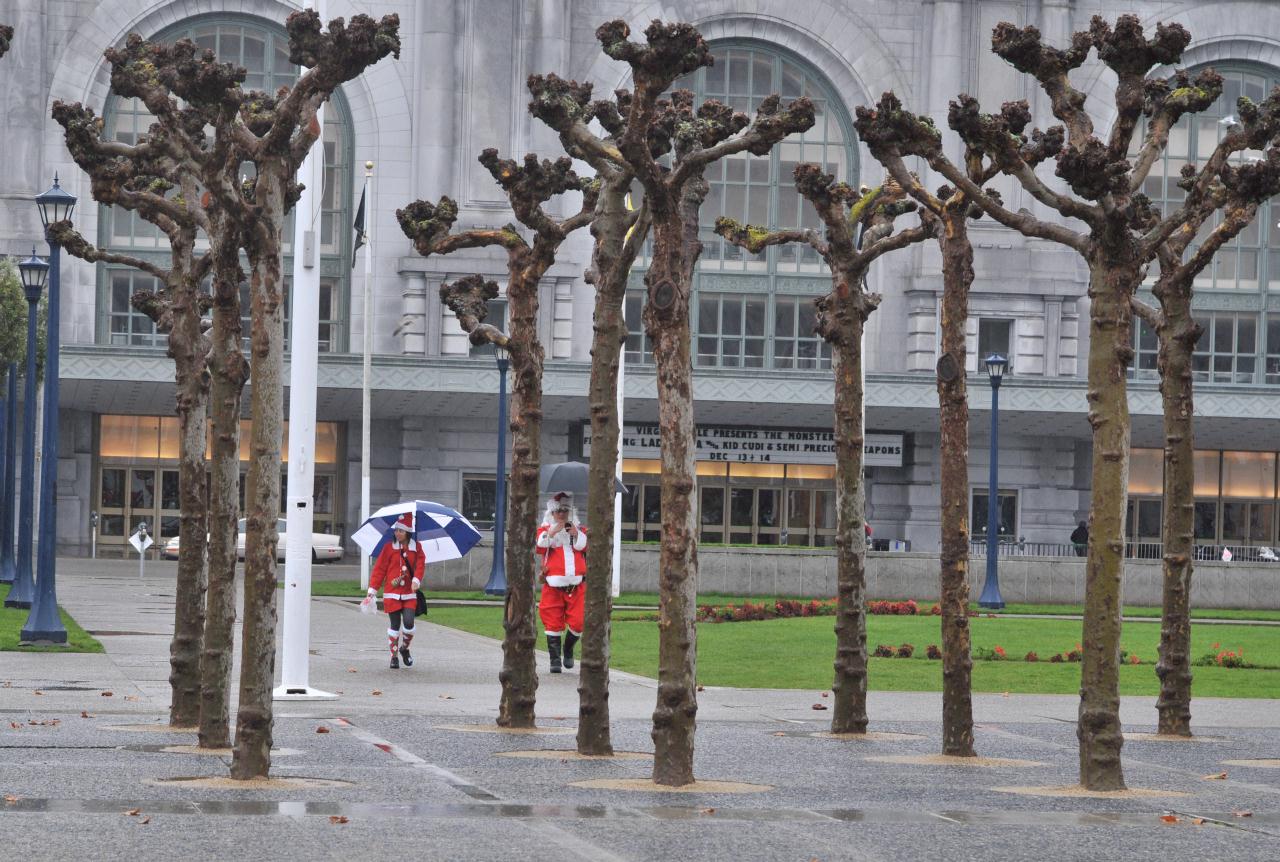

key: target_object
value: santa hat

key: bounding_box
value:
[551,492,572,510]
[392,513,414,534]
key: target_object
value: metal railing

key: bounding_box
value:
[969,538,1280,563]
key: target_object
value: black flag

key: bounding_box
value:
[352,184,367,269]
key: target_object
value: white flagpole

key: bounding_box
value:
[276,0,335,699]
[360,162,374,591]
[612,315,624,599]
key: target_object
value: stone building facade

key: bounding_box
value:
[2,0,1279,558]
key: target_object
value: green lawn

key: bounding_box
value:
[0,585,104,652]
[308,580,1280,622]
[424,606,1280,698]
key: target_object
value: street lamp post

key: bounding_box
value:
[0,363,18,586]
[22,176,75,644]
[978,352,1008,610]
[483,345,510,596]
[4,249,46,610]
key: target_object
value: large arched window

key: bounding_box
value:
[626,42,857,371]
[1132,64,1280,386]
[98,15,353,352]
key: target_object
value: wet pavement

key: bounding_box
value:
[0,558,1276,860]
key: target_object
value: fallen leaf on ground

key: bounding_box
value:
[8,722,19,729]
[2,681,10,687]
[140,817,151,825]
[124,696,139,702]
[772,732,786,737]
[80,711,92,718]
[1159,814,1178,824]
[811,703,828,711]
[101,691,114,697]
[329,815,349,824]
[1001,692,1010,698]
[700,807,716,815]
[1233,810,1253,818]
[371,690,383,696]
[32,691,43,696]
[1203,772,1227,780]
[1192,818,1206,825]
[347,668,358,673]
[4,795,18,804]
[315,726,330,734]
[125,808,141,817]
[438,695,454,700]
[820,692,828,698]
[696,685,705,692]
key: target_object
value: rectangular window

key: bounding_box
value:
[971,489,1017,539]
[1130,317,1159,380]
[469,299,508,358]
[696,292,766,368]
[623,291,653,365]
[977,319,1013,372]
[105,270,164,347]
[1191,312,1260,384]
[461,474,498,529]
[1266,313,1280,385]
[772,295,831,370]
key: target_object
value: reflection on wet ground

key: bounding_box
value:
[2,796,1276,834]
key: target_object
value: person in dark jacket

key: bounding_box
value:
[1070,521,1089,557]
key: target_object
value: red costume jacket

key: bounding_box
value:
[371,539,425,612]
[536,524,587,587]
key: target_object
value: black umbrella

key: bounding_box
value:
[540,460,627,495]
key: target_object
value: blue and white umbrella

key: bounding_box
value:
[352,500,483,562]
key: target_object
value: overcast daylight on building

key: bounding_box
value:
[2,0,1279,560]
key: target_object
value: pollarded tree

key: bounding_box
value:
[78,36,253,747]
[1130,91,1280,737]
[855,100,1063,757]
[527,73,653,756]
[397,151,597,729]
[105,10,401,778]
[589,19,814,785]
[50,99,223,728]
[855,16,1249,789]
[717,166,928,737]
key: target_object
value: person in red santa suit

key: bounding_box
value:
[535,493,586,673]
[367,514,426,669]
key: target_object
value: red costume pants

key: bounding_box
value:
[539,583,585,636]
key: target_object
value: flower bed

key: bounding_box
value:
[694,598,930,624]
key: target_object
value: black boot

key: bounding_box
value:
[547,635,562,673]
[390,652,399,669]
[563,631,578,670]
[399,646,413,667]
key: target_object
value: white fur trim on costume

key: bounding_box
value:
[545,574,583,587]
[400,626,415,635]
[544,629,563,636]
[383,592,416,600]
[387,628,400,637]
[568,628,581,637]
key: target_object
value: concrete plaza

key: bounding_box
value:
[1,558,1276,861]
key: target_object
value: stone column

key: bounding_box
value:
[401,273,427,356]
[415,1,462,198]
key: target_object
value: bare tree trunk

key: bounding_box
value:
[828,287,870,735]
[232,194,286,780]
[576,180,633,756]
[1154,285,1198,737]
[644,216,700,787]
[497,263,546,729]
[168,269,209,728]
[937,218,975,757]
[199,244,246,750]
[1078,258,1136,791]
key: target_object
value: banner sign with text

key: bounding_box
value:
[583,424,904,467]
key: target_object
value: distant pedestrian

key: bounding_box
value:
[1070,521,1089,557]
[536,493,586,673]
[367,513,425,669]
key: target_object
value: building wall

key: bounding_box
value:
[4,0,1279,553]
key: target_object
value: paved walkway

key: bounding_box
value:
[1,558,1277,860]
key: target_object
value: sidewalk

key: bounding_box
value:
[1,558,1276,861]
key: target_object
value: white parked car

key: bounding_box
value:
[163,518,344,563]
